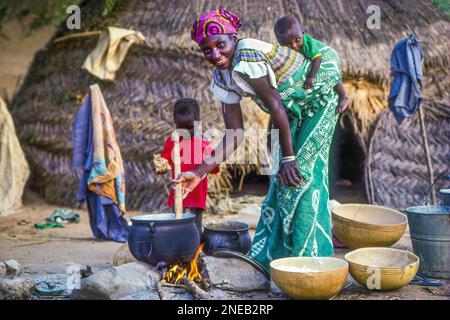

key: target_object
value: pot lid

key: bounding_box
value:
[212,250,270,280]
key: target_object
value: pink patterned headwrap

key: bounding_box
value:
[191,9,241,45]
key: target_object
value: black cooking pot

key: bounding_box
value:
[128,213,200,266]
[202,220,252,255]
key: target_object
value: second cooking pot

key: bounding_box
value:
[202,220,252,255]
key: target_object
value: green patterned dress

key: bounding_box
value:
[210,38,342,273]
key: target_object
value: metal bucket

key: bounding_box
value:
[439,189,450,206]
[405,206,450,279]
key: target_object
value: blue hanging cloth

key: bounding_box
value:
[388,34,424,125]
[72,85,130,243]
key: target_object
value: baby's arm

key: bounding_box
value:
[335,81,347,99]
[334,81,350,114]
[304,57,322,89]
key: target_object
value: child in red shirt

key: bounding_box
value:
[161,98,219,235]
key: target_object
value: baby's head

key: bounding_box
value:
[274,15,304,52]
[173,98,200,131]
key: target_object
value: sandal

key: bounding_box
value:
[410,272,444,286]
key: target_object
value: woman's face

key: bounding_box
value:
[200,34,237,70]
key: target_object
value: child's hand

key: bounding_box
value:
[304,77,314,89]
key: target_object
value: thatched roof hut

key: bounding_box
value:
[10,0,450,211]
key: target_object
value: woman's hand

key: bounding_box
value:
[278,160,303,187]
[304,77,314,89]
[172,171,202,199]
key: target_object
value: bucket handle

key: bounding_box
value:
[423,172,450,206]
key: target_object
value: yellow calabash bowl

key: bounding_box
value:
[270,257,349,300]
[345,247,419,291]
[332,204,407,249]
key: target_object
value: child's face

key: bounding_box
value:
[174,114,195,131]
[276,24,303,52]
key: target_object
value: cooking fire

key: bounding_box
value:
[160,243,210,293]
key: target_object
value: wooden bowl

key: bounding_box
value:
[270,257,348,300]
[345,247,419,291]
[332,204,407,249]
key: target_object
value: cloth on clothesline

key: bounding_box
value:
[73,84,129,242]
[388,34,424,124]
[82,27,145,80]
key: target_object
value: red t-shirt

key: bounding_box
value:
[161,135,219,209]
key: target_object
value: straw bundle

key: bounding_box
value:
[343,79,388,155]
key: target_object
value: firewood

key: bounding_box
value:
[162,282,187,290]
[179,277,210,300]
[156,279,169,300]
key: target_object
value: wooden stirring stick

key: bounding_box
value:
[172,130,183,219]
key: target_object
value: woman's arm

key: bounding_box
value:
[245,74,302,187]
[173,102,245,197]
[195,102,244,177]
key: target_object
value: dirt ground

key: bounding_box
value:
[0,188,448,300]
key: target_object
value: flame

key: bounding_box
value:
[163,243,204,283]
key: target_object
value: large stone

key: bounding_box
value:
[204,256,270,292]
[0,277,35,300]
[208,288,237,300]
[70,262,160,300]
[158,286,194,300]
[120,289,160,300]
[4,259,23,276]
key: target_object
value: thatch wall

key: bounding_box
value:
[366,100,450,209]
[10,0,450,210]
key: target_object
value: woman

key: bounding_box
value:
[175,9,344,273]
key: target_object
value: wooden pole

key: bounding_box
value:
[172,130,183,219]
[418,107,437,205]
[53,31,102,43]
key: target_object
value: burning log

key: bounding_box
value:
[163,243,205,284]
[157,277,211,300]
[159,243,214,300]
